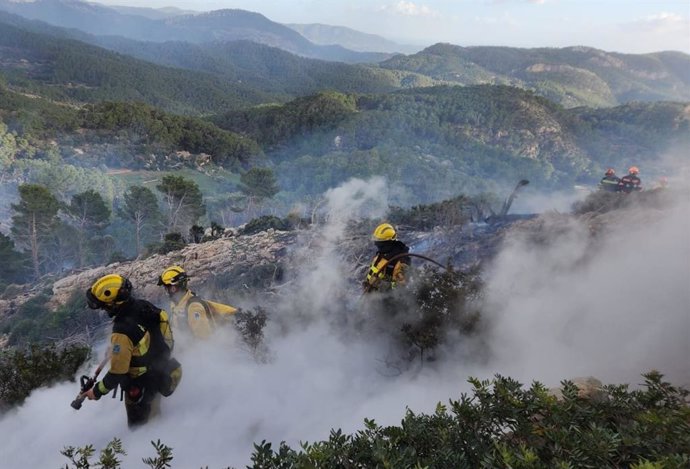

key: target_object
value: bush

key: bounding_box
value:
[363,264,483,366]
[2,291,102,347]
[240,215,290,235]
[56,372,689,468]
[249,372,690,468]
[154,232,187,255]
[0,344,89,411]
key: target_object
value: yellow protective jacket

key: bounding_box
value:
[93,299,173,399]
[364,241,411,292]
[171,290,238,339]
[365,255,409,291]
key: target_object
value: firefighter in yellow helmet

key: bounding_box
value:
[83,274,181,428]
[363,223,411,293]
[158,266,238,340]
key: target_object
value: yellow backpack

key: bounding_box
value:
[187,296,238,325]
[205,299,238,319]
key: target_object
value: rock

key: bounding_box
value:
[549,376,607,402]
[45,229,298,310]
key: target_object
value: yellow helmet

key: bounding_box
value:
[372,223,397,241]
[158,266,189,287]
[86,274,132,310]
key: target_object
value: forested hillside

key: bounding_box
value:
[381,43,690,107]
[214,86,690,201]
[0,0,387,63]
[2,5,690,110]
[88,38,409,96]
[0,19,274,113]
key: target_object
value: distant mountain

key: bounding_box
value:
[0,16,275,113]
[108,5,196,20]
[0,11,407,101]
[89,37,404,96]
[0,0,389,63]
[381,43,690,107]
[286,23,419,54]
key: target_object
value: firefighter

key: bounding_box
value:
[83,274,181,427]
[363,223,411,293]
[158,266,238,339]
[618,166,642,193]
[599,168,621,192]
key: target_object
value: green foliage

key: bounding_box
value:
[380,43,690,107]
[156,175,205,234]
[233,307,268,358]
[0,21,271,114]
[141,440,173,469]
[61,438,126,469]
[240,215,290,235]
[215,86,686,203]
[0,82,80,136]
[10,183,61,279]
[239,167,280,200]
[81,102,261,169]
[0,344,89,411]
[17,158,118,202]
[50,373,690,468]
[364,263,483,366]
[154,232,187,255]
[249,372,690,468]
[404,266,482,357]
[118,185,162,257]
[61,438,180,469]
[2,290,102,347]
[212,91,358,149]
[65,190,111,268]
[0,232,30,284]
[389,195,476,230]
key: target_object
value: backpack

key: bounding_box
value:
[133,299,181,397]
[187,295,238,326]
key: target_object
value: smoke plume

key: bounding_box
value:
[2,177,688,468]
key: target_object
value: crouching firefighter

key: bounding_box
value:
[82,274,182,428]
[158,265,238,340]
[363,223,411,293]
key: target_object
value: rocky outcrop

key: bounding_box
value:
[47,228,297,309]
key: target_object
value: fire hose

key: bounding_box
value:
[70,353,110,410]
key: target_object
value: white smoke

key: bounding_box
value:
[483,189,690,386]
[2,177,689,468]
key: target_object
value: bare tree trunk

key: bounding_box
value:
[30,213,40,279]
[134,212,143,257]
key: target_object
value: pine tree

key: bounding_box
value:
[156,175,205,237]
[0,232,29,285]
[65,190,111,267]
[10,184,60,279]
[118,185,162,257]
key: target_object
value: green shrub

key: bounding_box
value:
[0,344,89,411]
[240,215,290,235]
[3,291,102,347]
[57,372,688,468]
[249,372,690,468]
[154,232,187,255]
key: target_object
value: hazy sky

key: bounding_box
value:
[89,0,690,53]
